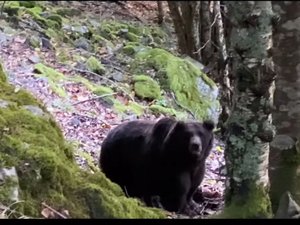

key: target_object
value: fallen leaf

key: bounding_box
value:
[216,146,223,152]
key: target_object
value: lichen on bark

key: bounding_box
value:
[223,1,276,218]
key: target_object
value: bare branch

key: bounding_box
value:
[41,202,68,219]
[194,12,220,54]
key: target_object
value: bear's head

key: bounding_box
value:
[150,117,215,163]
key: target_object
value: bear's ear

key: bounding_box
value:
[203,120,215,131]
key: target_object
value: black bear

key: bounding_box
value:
[99,117,214,213]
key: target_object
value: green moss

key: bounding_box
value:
[113,100,145,116]
[20,7,60,29]
[0,62,7,83]
[122,42,144,56]
[44,14,63,28]
[126,32,140,42]
[33,63,68,98]
[0,83,41,107]
[0,63,166,218]
[93,86,114,96]
[81,182,165,218]
[19,1,36,8]
[149,105,188,120]
[133,75,161,100]
[133,48,217,121]
[86,56,106,75]
[29,35,41,48]
[123,45,136,56]
[216,184,272,218]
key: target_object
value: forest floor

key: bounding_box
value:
[0,1,225,218]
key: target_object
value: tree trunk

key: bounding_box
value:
[157,1,164,25]
[214,1,233,139]
[269,1,300,215]
[200,1,213,65]
[167,1,201,61]
[220,1,275,218]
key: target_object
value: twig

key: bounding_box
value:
[41,202,68,219]
[71,67,135,102]
[194,12,220,54]
[0,201,28,219]
[72,92,117,106]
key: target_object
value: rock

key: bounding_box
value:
[41,37,53,50]
[28,55,40,64]
[0,99,9,108]
[112,71,125,82]
[270,134,295,150]
[74,37,91,51]
[133,48,220,123]
[0,32,9,45]
[22,105,47,118]
[275,191,300,218]
[0,167,20,202]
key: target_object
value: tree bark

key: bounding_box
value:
[167,1,201,61]
[269,0,300,215]
[221,1,275,218]
[157,1,164,25]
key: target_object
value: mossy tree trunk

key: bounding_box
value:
[221,1,276,218]
[269,1,300,215]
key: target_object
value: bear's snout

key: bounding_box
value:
[190,136,202,154]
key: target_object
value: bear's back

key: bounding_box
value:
[99,120,155,186]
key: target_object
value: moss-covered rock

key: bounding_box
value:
[43,14,63,29]
[132,48,220,122]
[28,35,41,48]
[149,104,188,120]
[133,75,161,100]
[33,63,68,98]
[113,100,145,116]
[86,56,106,75]
[122,42,145,56]
[0,63,165,218]
[126,32,140,42]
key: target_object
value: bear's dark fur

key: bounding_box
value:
[99,117,214,213]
